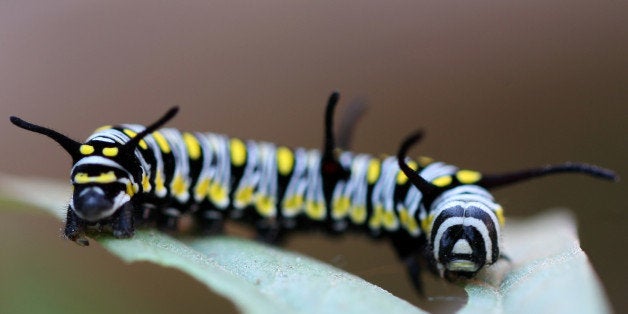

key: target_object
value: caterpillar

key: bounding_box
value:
[10,92,618,293]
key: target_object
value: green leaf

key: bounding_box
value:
[0,174,423,314]
[461,210,611,314]
[0,174,611,313]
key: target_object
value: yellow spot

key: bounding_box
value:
[399,208,409,225]
[79,145,94,155]
[74,171,117,184]
[369,205,384,229]
[332,196,351,219]
[367,159,381,184]
[230,138,246,167]
[432,176,452,187]
[94,125,112,132]
[421,214,435,234]
[399,209,420,235]
[123,129,136,137]
[126,182,135,196]
[350,205,367,224]
[255,194,276,217]
[305,200,326,220]
[283,195,304,215]
[396,161,418,185]
[123,129,147,149]
[141,173,151,192]
[171,175,188,196]
[495,206,506,226]
[417,156,434,167]
[382,210,398,230]
[276,146,294,176]
[209,182,227,204]
[456,170,482,184]
[155,171,166,194]
[102,147,119,157]
[407,217,419,234]
[194,179,210,200]
[183,132,201,160]
[235,186,254,206]
[152,131,171,153]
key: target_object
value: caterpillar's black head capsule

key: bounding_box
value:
[10,107,179,242]
[70,163,134,222]
[72,186,117,221]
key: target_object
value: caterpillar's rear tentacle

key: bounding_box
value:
[396,130,441,205]
[477,162,619,189]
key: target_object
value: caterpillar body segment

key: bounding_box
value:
[73,125,444,239]
[10,93,618,294]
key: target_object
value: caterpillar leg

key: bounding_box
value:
[498,253,512,262]
[112,202,135,238]
[195,210,225,236]
[64,207,89,246]
[403,256,425,296]
[156,207,181,233]
[390,233,426,296]
[255,218,285,244]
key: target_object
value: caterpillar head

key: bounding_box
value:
[69,150,138,222]
[397,130,618,281]
[10,107,178,222]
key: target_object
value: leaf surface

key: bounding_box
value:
[0,174,611,313]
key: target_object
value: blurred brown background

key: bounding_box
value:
[1,1,626,313]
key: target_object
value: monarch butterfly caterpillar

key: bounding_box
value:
[10,93,618,292]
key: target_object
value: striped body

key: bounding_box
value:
[13,94,614,291]
[77,126,503,241]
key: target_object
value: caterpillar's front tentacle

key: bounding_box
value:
[10,116,83,161]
